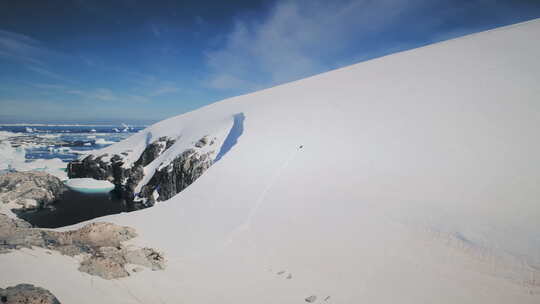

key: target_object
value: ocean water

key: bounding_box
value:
[0,124,145,163]
[15,189,133,228]
[0,123,148,227]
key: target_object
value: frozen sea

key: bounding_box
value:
[0,124,145,162]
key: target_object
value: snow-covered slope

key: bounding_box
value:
[3,19,540,303]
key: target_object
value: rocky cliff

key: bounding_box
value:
[67,135,217,207]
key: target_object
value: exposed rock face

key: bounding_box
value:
[67,135,216,206]
[0,172,66,210]
[66,154,115,181]
[134,136,176,167]
[139,148,214,205]
[79,246,165,279]
[0,215,44,253]
[0,215,166,279]
[0,284,61,304]
[67,136,177,205]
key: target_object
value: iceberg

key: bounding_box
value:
[0,138,67,179]
[95,138,115,145]
[64,178,115,193]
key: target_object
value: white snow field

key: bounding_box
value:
[2,19,540,303]
[64,178,115,193]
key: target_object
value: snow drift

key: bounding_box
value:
[2,19,540,303]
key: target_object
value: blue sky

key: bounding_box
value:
[1,0,539,124]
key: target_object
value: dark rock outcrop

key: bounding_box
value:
[66,154,116,182]
[0,284,61,304]
[67,137,177,204]
[67,135,216,207]
[0,172,66,210]
[0,214,166,279]
[139,148,214,205]
[134,136,176,167]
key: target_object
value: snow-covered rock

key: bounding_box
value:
[67,117,234,206]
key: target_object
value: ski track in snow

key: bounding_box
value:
[225,145,302,245]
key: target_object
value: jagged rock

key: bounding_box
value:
[0,284,61,304]
[0,172,66,210]
[67,137,177,205]
[0,214,166,279]
[139,148,214,204]
[194,135,209,148]
[134,136,176,167]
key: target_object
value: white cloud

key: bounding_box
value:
[204,0,417,91]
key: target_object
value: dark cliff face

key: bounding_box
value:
[139,148,214,205]
[66,135,215,207]
[134,137,176,167]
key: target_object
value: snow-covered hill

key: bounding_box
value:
[3,19,540,303]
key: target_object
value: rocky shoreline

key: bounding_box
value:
[0,170,166,280]
[0,214,165,279]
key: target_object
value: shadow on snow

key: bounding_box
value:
[215,113,245,162]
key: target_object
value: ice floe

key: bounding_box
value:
[64,178,115,193]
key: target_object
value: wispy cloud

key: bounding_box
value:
[67,88,120,102]
[204,0,511,92]
[0,29,74,84]
[25,65,72,82]
[204,0,418,91]
[64,87,153,104]
[149,82,181,96]
[32,83,68,90]
[0,29,48,65]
